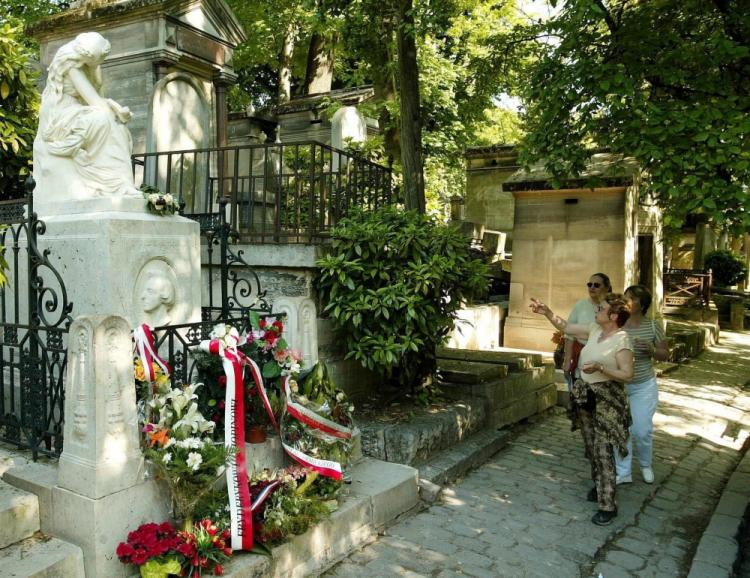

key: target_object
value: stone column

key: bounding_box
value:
[52,315,170,578]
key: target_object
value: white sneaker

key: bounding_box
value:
[642,467,654,484]
[616,474,632,485]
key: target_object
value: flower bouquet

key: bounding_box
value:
[248,466,331,549]
[281,361,355,471]
[141,183,180,215]
[142,382,232,525]
[117,519,232,578]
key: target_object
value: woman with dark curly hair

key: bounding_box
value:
[530,293,634,526]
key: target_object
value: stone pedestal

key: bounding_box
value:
[36,199,201,328]
[55,315,170,577]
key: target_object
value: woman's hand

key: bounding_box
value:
[529,298,550,317]
[581,361,601,374]
[107,99,132,123]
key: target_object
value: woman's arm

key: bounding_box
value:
[67,66,110,110]
[653,338,670,362]
[529,298,590,340]
[583,349,634,383]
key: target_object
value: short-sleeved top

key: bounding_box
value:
[624,319,665,384]
[578,323,633,384]
[567,299,598,345]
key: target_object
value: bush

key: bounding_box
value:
[704,250,748,287]
[0,20,39,196]
[316,206,489,390]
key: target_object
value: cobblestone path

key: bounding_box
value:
[325,330,750,578]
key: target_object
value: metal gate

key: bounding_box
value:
[0,182,73,459]
[153,198,274,386]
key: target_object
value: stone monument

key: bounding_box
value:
[32,31,201,578]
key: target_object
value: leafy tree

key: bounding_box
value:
[704,249,748,287]
[0,20,40,197]
[317,206,489,390]
[506,0,750,232]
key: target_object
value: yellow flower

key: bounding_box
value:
[134,359,146,382]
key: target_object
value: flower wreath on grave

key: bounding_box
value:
[141,183,180,215]
[127,317,356,564]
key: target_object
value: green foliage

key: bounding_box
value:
[316,206,489,389]
[0,20,40,196]
[704,250,748,287]
[506,0,750,232]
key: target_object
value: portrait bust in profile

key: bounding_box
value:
[134,260,177,328]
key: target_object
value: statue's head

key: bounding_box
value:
[73,32,111,65]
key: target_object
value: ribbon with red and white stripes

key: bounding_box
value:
[283,376,353,441]
[132,324,171,388]
[198,338,254,551]
[278,376,352,481]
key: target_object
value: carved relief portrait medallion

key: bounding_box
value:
[134,259,178,328]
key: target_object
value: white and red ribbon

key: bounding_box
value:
[132,324,171,388]
[198,338,254,551]
[283,376,353,441]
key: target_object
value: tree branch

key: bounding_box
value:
[593,0,619,34]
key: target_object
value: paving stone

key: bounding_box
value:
[606,550,646,571]
[592,562,635,578]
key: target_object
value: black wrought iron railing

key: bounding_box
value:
[0,183,74,459]
[132,141,396,244]
[664,268,712,307]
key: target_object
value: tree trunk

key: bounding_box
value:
[278,23,298,104]
[303,32,337,95]
[396,0,425,213]
[371,15,400,165]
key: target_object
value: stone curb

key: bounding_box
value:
[417,429,511,503]
[686,442,750,578]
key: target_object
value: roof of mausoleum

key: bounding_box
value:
[503,152,639,192]
[275,86,376,115]
[28,0,247,47]
[464,144,518,159]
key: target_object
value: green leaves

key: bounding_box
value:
[316,207,489,389]
[0,20,39,200]
[511,0,750,233]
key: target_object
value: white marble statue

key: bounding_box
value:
[33,32,141,200]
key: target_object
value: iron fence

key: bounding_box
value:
[664,268,712,307]
[0,183,73,459]
[132,141,396,244]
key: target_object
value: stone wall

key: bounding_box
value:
[504,187,631,351]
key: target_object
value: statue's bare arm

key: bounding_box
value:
[68,66,132,123]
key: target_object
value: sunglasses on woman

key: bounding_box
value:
[587,282,602,288]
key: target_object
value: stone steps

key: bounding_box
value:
[0,479,39,549]
[0,534,85,578]
[358,399,487,466]
[436,346,544,372]
[0,478,84,578]
[222,457,419,577]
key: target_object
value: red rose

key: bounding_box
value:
[220,530,230,541]
[259,319,267,329]
[116,542,135,560]
[223,547,232,556]
[214,564,225,576]
[218,375,227,386]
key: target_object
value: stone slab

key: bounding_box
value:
[437,359,508,384]
[0,534,85,578]
[0,479,39,549]
[489,382,558,429]
[437,347,541,371]
[359,400,486,466]
[347,458,419,530]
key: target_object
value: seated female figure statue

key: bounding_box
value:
[33,32,141,201]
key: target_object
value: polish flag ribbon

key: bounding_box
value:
[132,324,171,388]
[198,338,254,552]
